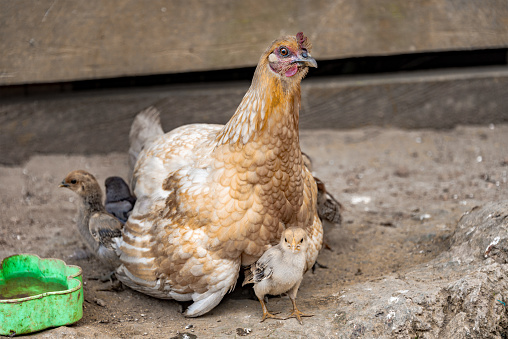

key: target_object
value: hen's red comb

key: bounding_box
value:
[296,32,311,50]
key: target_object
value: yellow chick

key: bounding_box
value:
[243,227,312,324]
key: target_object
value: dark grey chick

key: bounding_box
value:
[105,176,136,223]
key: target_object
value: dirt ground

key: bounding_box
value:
[1,124,507,338]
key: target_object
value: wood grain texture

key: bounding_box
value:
[1,0,508,85]
[1,66,507,165]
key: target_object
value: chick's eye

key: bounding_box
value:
[299,239,303,243]
[284,238,288,243]
[71,179,77,184]
[279,47,290,57]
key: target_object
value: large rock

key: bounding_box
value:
[331,201,508,338]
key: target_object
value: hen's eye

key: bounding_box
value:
[71,179,77,184]
[279,47,290,57]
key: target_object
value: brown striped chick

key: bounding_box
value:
[60,170,122,271]
[243,227,312,324]
[301,152,342,226]
[301,152,343,272]
[315,177,342,226]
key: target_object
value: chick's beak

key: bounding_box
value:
[290,238,299,252]
[59,181,69,188]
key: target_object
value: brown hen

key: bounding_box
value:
[116,32,322,317]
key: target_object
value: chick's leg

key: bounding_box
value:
[285,280,313,324]
[258,297,284,322]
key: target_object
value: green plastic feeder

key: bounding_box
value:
[0,254,83,336]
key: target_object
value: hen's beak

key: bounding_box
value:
[59,181,69,188]
[303,56,317,68]
[296,52,317,68]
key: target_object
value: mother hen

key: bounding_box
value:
[116,32,323,317]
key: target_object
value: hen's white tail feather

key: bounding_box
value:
[128,106,164,180]
[184,289,229,317]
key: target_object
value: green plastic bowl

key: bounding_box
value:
[0,254,83,336]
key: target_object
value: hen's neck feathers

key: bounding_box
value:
[216,52,302,147]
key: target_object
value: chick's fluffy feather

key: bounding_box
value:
[116,33,323,317]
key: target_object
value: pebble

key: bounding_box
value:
[236,328,252,336]
[94,298,107,307]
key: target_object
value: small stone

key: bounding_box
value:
[236,328,252,336]
[394,167,410,178]
[9,217,20,223]
[94,298,106,307]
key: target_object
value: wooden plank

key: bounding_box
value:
[1,0,508,85]
[1,66,507,165]
[301,67,508,129]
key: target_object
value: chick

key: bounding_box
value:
[315,177,343,226]
[301,152,343,226]
[243,227,312,324]
[301,152,342,272]
[60,170,122,271]
[104,176,136,223]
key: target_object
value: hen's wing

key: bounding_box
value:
[130,124,220,198]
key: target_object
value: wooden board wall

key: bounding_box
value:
[1,66,507,165]
[1,0,508,85]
